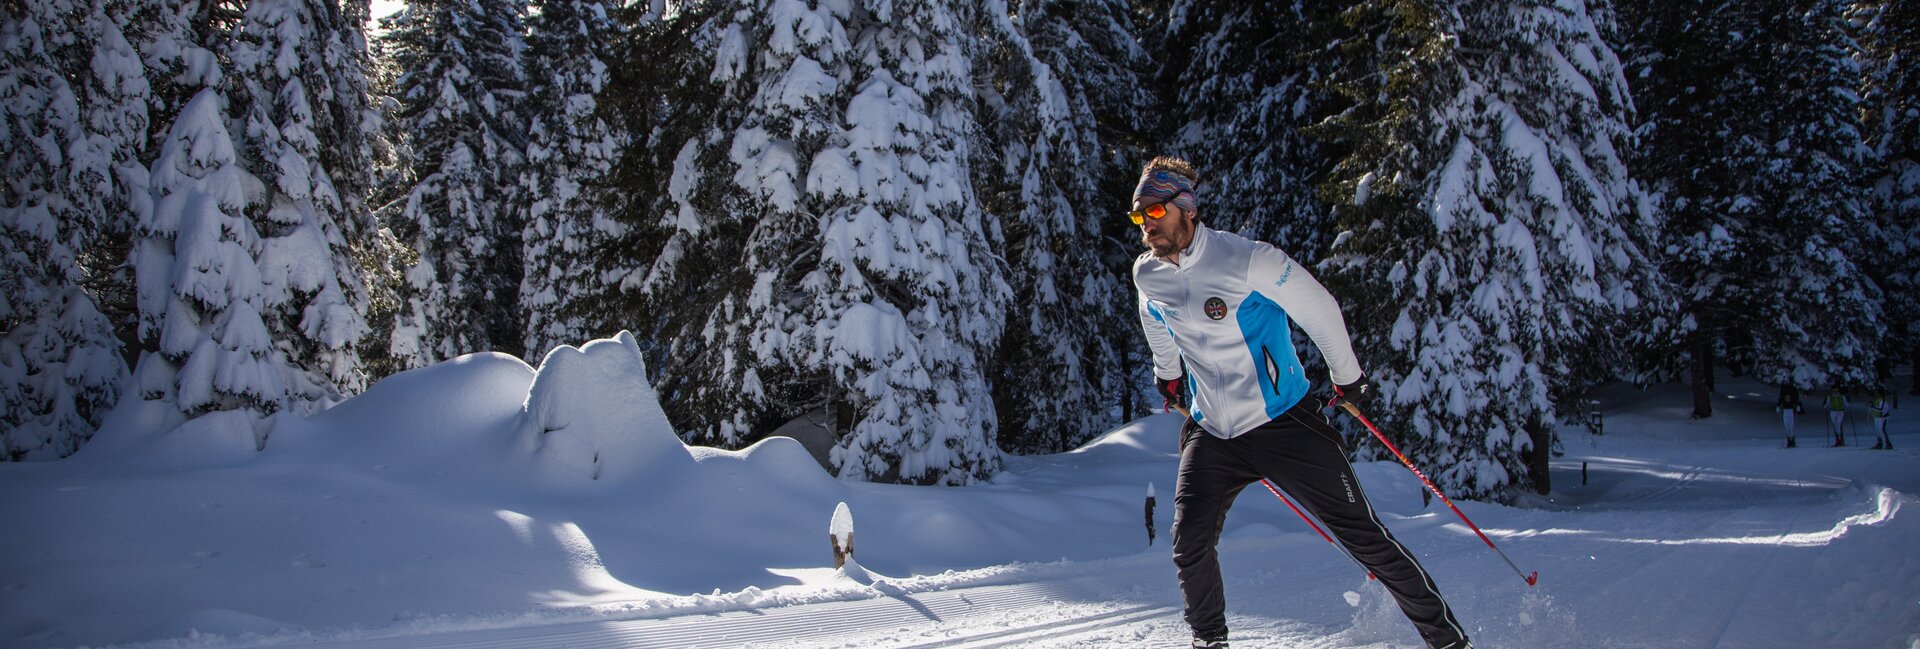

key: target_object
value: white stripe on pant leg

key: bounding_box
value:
[1351,463,1468,643]
[1289,410,1467,644]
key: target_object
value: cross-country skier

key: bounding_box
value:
[1826,387,1849,447]
[1776,384,1804,448]
[1869,388,1894,450]
[1129,157,1471,649]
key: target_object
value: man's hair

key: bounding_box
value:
[1142,156,1199,185]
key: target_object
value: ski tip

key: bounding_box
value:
[1525,571,1539,586]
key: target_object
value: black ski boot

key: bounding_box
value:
[1786,437,1796,448]
[1191,631,1229,648]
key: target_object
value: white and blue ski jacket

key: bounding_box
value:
[1134,224,1364,439]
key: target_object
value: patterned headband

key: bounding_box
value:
[1134,169,1198,213]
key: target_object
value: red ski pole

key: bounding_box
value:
[1335,401,1540,587]
[1260,478,1376,581]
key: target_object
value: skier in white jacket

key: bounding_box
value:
[1130,157,1470,649]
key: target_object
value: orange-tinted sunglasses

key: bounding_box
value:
[1127,191,1188,225]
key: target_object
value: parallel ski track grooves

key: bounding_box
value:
[885,603,1179,649]
[259,575,1171,649]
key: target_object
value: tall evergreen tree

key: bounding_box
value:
[1155,1,1344,258]
[225,0,379,410]
[130,0,382,424]
[519,0,627,359]
[1853,0,1920,389]
[72,0,155,361]
[611,0,1010,484]
[132,88,283,416]
[594,0,731,425]
[1315,0,1666,499]
[0,0,142,458]
[359,22,421,381]
[1744,0,1883,392]
[1621,0,1881,416]
[376,0,530,367]
[977,0,1145,454]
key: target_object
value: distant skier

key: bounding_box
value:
[1129,157,1471,649]
[1826,387,1849,447]
[1775,384,1804,448]
[1869,388,1894,450]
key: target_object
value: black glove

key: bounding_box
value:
[1332,378,1372,411]
[1156,374,1188,411]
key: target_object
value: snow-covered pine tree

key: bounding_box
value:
[1621,0,1881,415]
[1615,0,1736,414]
[129,0,382,424]
[1853,0,1919,388]
[615,0,1010,484]
[596,0,746,448]
[224,0,379,411]
[376,0,530,367]
[70,0,155,359]
[1315,0,1665,499]
[1155,1,1344,258]
[358,24,421,381]
[976,0,1143,454]
[573,5,681,359]
[1742,0,1882,392]
[519,0,627,359]
[0,0,142,458]
[132,88,284,416]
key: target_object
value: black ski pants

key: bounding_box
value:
[1171,403,1469,648]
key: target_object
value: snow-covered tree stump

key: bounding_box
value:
[830,502,854,568]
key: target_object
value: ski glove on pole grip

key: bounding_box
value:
[1332,379,1372,411]
[1158,375,1189,412]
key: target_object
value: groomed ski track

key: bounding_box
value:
[223,420,1918,649]
[243,537,1397,649]
[256,563,1212,649]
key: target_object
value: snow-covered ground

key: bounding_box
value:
[3,333,1916,648]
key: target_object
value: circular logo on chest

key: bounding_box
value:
[1204,297,1228,320]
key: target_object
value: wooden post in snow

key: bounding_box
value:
[1145,482,1157,546]
[830,502,854,568]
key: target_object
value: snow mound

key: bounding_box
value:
[1351,460,1430,516]
[1067,413,1182,458]
[513,332,689,489]
[288,351,534,476]
[835,557,892,586]
[691,434,840,492]
[129,410,268,468]
[313,351,534,438]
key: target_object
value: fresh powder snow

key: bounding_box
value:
[0,333,1915,648]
